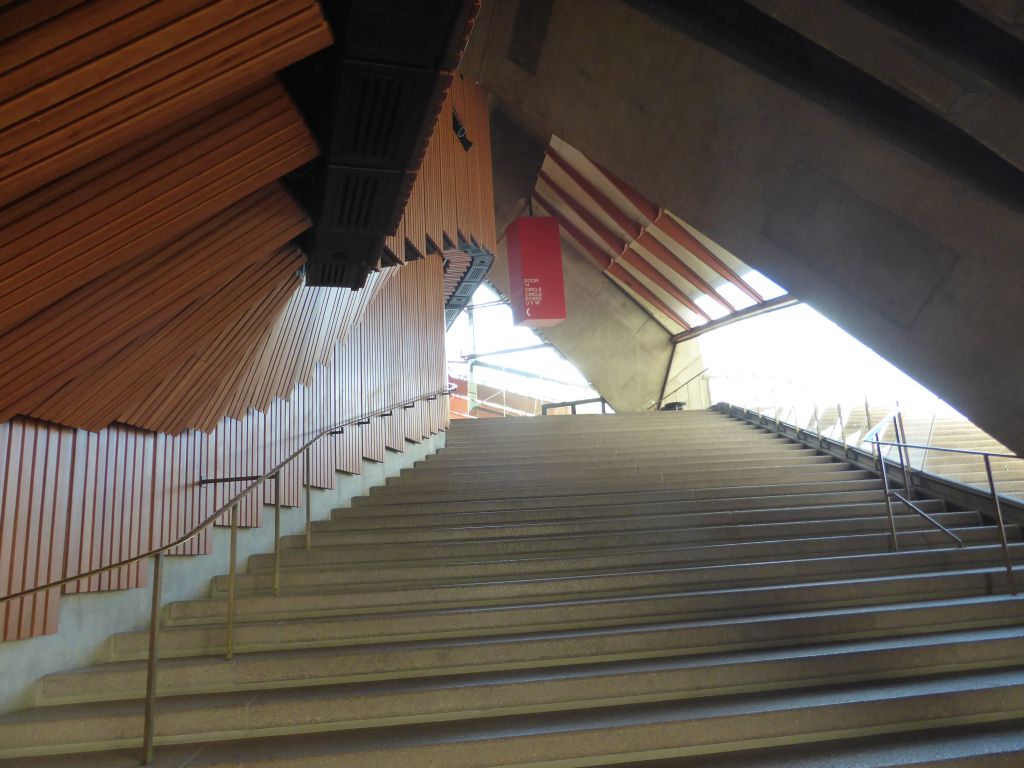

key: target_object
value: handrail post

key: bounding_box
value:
[273,471,282,596]
[142,552,163,764]
[892,415,913,497]
[875,442,900,552]
[225,503,238,660]
[984,454,1018,596]
[837,403,848,457]
[304,447,312,550]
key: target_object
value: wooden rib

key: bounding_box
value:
[619,248,712,322]
[0,80,318,336]
[57,250,305,432]
[0,185,309,425]
[531,191,614,271]
[635,230,735,312]
[537,169,627,257]
[608,263,691,330]
[590,158,764,304]
[544,147,642,239]
[0,0,332,204]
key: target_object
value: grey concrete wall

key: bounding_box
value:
[0,433,445,714]
[464,0,1024,453]
[486,107,673,412]
[661,339,708,411]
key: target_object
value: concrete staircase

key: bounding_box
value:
[4,410,1024,766]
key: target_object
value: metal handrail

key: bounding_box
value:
[721,402,1021,599]
[890,491,963,546]
[871,439,1018,460]
[655,367,709,410]
[0,386,452,604]
[868,432,1020,595]
[541,396,609,415]
[0,385,452,764]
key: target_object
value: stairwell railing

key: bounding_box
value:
[721,402,1023,598]
[0,386,453,765]
[541,396,610,415]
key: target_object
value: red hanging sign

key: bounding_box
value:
[506,216,566,327]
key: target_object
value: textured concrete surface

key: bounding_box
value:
[463,0,1024,452]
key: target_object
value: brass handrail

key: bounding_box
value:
[0,385,452,764]
[0,386,452,604]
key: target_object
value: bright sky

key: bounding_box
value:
[446,275,959,419]
[446,283,597,403]
[699,275,960,417]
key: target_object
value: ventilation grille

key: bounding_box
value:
[321,167,400,233]
[332,174,381,230]
[331,64,434,167]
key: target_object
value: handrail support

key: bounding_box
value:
[141,552,163,764]
[985,454,1018,595]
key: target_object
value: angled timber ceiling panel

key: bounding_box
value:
[0,0,332,205]
[0,185,310,429]
[0,0,493,436]
[0,81,319,336]
[532,137,790,335]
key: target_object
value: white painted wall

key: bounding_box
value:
[0,432,445,714]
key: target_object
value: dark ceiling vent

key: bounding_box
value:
[282,0,479,289]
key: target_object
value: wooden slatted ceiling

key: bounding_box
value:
[532,137,781,334]
[0,0,332,206]
[0,184,310,427]
[0,80,318,338]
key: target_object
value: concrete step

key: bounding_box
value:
[235,526,999,589]
[364,465,865,504]
[614,720,1024,767]
[415,445,816,471]
[349,476,885,513]
[398,452,833,483]
[294,508,981,549]
[385,456,840,490]
[37,594,1024,704]
[7,626,1024,759]
[18,667,1024,767]
[326,495,944,532]
[311,498,957,541]
[281,511,982,562]
[108,566,1021,660]
[338,485,889,521]
[207,535,1016,610]
[431,438,799,461]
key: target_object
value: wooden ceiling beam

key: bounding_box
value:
[537,169,627,257]
[590,158,765,304]
[544,146,642,239]
[0,0,332,205]
[608,263,690,330]
[634,230,735,312]
[619,248,712,322]
[531,191,614,271]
